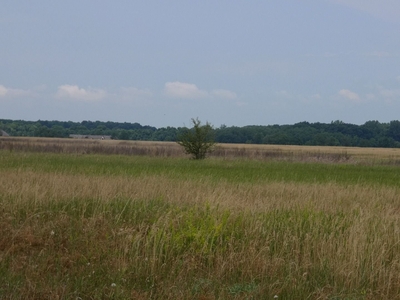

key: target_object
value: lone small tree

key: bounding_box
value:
[177,118,216,159]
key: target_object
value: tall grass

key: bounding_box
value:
[3,136,400,164]
[1,150,400,187]
[1,149,400,298]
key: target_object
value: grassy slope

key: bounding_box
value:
[1,151,400,299]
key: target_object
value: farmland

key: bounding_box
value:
[1,138,400,299]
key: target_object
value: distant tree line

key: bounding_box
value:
[1,119,400,148]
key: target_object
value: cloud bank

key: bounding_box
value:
[164,81,208,99]
[0,85,32,98]
[57,85,107,101]
[339,89,361,102]
[211,89,237,100]
[0,85,7,97]
[164,81,237,100]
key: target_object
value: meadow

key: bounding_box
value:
[1,138,400,299]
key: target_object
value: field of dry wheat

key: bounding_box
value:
[1,137,400,299]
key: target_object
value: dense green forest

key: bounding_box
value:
[1,119,400,148]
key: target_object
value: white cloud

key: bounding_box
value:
[57,85,106,101]
[0,85,7,97]
[164,81,208,99]
[338,89,361,102]
[0,85,32,98]
[211,89,237,100]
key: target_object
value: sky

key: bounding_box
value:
[1,1,400,128]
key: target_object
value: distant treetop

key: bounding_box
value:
[0,118,399,148]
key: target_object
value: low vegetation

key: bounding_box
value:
[177,118,216,159]
[1,138,400,298]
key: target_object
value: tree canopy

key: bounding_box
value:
[177,118,216,159]
[1,118,400,148]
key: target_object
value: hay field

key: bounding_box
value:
[2,136,400,163]
[1,138,400,299]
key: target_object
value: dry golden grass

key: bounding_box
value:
[2,136,400,164]
[1,141,400,298]
[2,165,400,298]
[2,169,399,213]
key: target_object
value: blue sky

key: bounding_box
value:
[1,1,400,128]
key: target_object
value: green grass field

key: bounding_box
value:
[1,142,400,299]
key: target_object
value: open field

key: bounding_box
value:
[2,136,400,164]
[1,138,400,299]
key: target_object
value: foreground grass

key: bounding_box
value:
[1,150,400,299]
